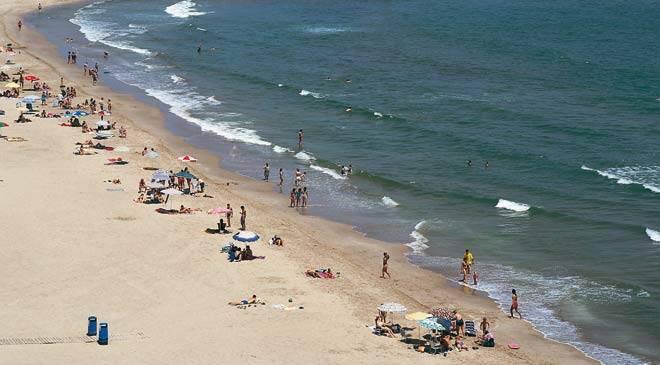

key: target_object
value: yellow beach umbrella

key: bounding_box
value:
[4,82,20,89]
[405,312,431,321]
[405,312,432,342]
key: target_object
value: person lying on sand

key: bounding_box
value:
[454,335,468,351]
[75,145,97,155]
[179,205,201,214]
[104,179,121,184]
[270,235,284,246]
[228,294,260,306]
[305,268,339,279]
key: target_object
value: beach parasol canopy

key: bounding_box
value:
[161,188,182,196]
[4,82,20,89]
[232,231,260,242]
[178,155,197,162]
[207,207,232,215]
[431,307,453,320]
[145,150,160,159]
[67,110,89,117]
[0,122,9,128]
[96,120,110,128]
[147,181,167,189]
[175,170,197,180]
[22,95,39,103]
[405,312,432,321]
[24,75,39,81]
[419,318,446,331]
[151,169,171,182]
[377,302,407,313]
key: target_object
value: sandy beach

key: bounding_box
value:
[0,1,598,364]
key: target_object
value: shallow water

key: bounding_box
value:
[29,0,660,363]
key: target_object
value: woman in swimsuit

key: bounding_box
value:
[289,188,296,207]
[510,289,522,319]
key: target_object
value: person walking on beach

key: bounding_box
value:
[38,3,42,12]
[17,20,22,31]
[226,203,233,227]
[510,289,522,319]
[263,162,270,181]
[240,206,247,231]
[278,168,284,186]
[298,129,304,148]
[381,252,391,279]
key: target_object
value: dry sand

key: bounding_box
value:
[0,1,597,364]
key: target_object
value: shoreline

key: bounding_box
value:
[1,1,605,364]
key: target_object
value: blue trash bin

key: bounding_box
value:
[98,323,109,345]
[87,316,97,336]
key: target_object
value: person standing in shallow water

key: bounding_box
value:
[278,168,283,186]
[510,289,522,319]
[263,162,270,181]
[298,129,304,148]
[381,252,391,278]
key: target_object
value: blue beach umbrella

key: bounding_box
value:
[232,231,260,242]
[419,318,446,331]
[22,95,39,104]
[67,110,89,117]
[175,170,197,180]
[151,169,171,182]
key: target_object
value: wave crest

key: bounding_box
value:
[165,0,207,19]
[495,199,530,212]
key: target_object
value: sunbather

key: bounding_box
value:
[454,335,468,351]
[179,205,201,214]
[375,312,395,338]
[228,294,259,306]
[237,245,254,261]
[134,193,145,203]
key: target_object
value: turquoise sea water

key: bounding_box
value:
[29,0,659,363]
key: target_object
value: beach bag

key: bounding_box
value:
[483,338,495,347]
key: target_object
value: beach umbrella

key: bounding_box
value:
[175,170,197,180]
[431,307,453,320]
[147,181,167,189]
[24,75,39,81]
[22,95,39,103]
[151,169,171,182]
[98,110,111,116]
[162,187,183,210]
[96,120,110,128]
[70,110,89,117]
[0,121,8,128]
[377,302,407,314]
[232,231,260,242]
[419,318,446,332]
[207,207,232,215]
[405,312,432,321]
[145,150,159,159]
[177,155,197,162]
[4,82,20,89]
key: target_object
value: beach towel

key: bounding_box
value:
[507,343,520,349]
[106,188,125,192]
[155,208,177,214]
[105,161,128,165]
[4,137,27,142]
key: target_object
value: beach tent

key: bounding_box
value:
[232,231,260,242]
[177,155,197,162]
[145,150,159,159]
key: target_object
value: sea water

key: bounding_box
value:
[28,0,660,363]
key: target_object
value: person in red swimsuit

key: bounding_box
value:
[510,289,522,319]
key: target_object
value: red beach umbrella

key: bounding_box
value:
[177,155,197,162]
[24,75,39,81]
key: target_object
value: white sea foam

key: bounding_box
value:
[582,165,660,193]
[310,165,346,180]
[70,7,153,56]
[374,112,383,118]
[381,196,399,207]
[294,151,315,162]
[304,26,350,34]
[165,0,207,18]
[406,220,430,253]
[196,27,207,32]
[277,84,284,87]
[272,145,293,154]
[495,199,530,212]
[299,89,323,98]
[646,228,660,243]
[143,87,271,146]
[170,74,185,84]
[206,95,221,104]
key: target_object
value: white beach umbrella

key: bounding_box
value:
[151,169,171,182]
[96,120,110,128]
[145,150,159,159]
[378,302,407,313]
[161,187,183,210]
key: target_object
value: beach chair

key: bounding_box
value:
[465,320,477,337]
